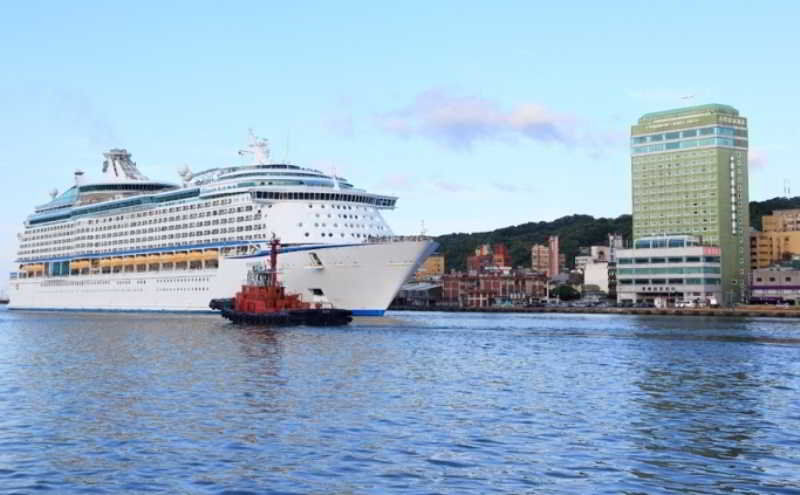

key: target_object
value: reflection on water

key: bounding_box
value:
[0,308,799,494]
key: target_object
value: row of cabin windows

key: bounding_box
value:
[618,256,720,264]
[253,191,395,207]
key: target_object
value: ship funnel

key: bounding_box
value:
[74,169,85,186]
[102,149,149,181]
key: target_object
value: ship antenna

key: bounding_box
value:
[285,131,291,163]
[332,165,340,190]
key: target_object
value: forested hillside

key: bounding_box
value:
[435,196,800,272]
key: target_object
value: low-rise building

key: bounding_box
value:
[750,230,800,270]
[750,263,800,305]
[750,209,800,270]
[584,261,610,294]
[414,253,445,281]
[530,243,566,277]
[531,244,550,275]
[616,235,722,306]
[762,209,800,232]
[468,244,510,273]
[393,282,443,307]
[442,271,546,307]
[575,245,610,273]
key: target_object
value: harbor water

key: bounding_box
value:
[1,308,799,494]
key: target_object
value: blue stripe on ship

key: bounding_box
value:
[350,309,385,316]
[8,307,218,314]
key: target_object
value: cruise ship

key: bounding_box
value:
[8,134,436,315]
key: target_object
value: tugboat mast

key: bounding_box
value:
[268,235,280,288]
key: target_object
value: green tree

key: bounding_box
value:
[553,285,580,301]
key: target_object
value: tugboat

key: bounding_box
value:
[209,237,352,326]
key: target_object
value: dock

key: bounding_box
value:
[389,305,800,319]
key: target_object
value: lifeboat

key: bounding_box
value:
[171,252,189,263]
[70,260,90,271]
[187,251,204,262]
[210,237,351,326]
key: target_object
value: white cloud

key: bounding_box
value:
[375,89,615,153]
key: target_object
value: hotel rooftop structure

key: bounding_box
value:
[630,104,750,304]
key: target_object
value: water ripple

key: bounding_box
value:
[0,309,799,493]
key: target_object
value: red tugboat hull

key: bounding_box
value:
[210,299,351,326]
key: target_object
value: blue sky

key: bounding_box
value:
[1,1,798,276]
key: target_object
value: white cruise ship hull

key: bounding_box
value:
[8,240,437,316]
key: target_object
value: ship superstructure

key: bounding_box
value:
[9,134,436,315]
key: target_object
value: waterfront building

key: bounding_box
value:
[751,231,800,270]
[393,281,443,307]
[531,244,550,275]
[575,246,610,273]
[616,235,722,306]
[414,253,445,281]
[750,209,800,270]
[762,209,800,232]
[531,242,565,277]
[441,270,546,307]
[750,261,800,305]
[631,104,750,304]
[548,235,560,278]
[467,244,511,273]
[608,233,624,262]
[574,254,591,273]
[607,233,624,297]
[583,261,610,294]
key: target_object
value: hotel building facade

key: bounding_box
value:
[630,104,750,304]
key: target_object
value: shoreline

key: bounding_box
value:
[389,305,800,319]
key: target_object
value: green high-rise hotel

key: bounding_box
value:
[630,104,750,304]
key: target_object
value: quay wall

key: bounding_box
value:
[389,305,800,319]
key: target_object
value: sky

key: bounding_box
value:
[1,1,799,279]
